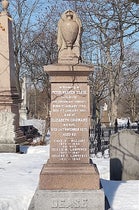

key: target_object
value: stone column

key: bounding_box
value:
[0,2,25,152]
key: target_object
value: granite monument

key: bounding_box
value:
[29,10,104,210]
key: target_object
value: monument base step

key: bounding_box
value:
[28,189,105,210]
[39,163,100,190]
[0,144,19,153]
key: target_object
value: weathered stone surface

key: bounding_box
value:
[0,111,21,152]
[29,189,105,210]
[0,112,16,143]
[110,129,139,180]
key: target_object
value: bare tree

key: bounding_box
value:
[119,50,139,121]
[69,0,139,124]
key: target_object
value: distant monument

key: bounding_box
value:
[101,103,110,127]
[0,0,25,152]
[29,10,104,210]
[19,76,28,125]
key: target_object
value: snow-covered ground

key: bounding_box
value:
[117,118,138,127]
[0,145,138,210]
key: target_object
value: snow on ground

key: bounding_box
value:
[0,145,138,210]
[0,146,49,210]
[102,179,139,210]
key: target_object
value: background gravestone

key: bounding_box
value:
[110,129,139,180]
[19,76,28,125]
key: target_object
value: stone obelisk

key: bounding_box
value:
[0,0,24,152]
[29,10,104,210]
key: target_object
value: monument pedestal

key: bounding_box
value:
[39,163,99,190]
[29,189,104,210]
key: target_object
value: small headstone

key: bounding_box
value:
[110,129,139,180]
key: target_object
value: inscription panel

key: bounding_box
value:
[51,198,88,208]
[50,83,90,163]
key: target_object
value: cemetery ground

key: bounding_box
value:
[0,145,138,210]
